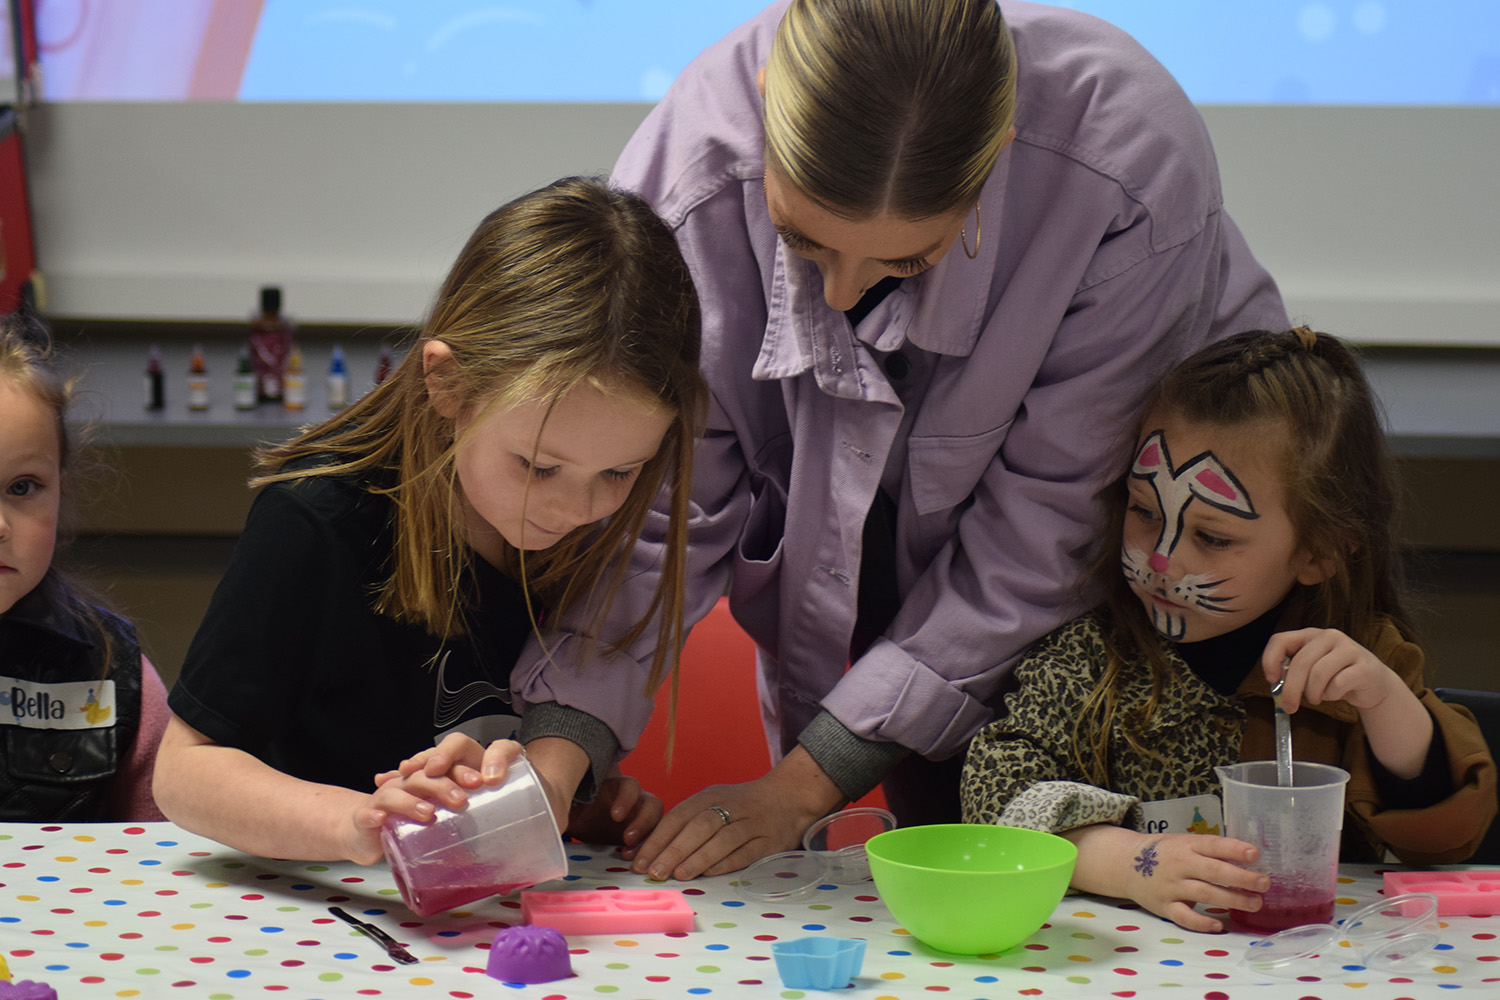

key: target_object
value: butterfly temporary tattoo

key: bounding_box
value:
[1133,842,1161,878]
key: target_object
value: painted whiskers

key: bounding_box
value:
[1121,546,1233,639]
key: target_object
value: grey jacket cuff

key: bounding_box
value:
[519,702,620,803]
[797,710,911,801]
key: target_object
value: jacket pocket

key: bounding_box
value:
[727,476,788,657]
[5,727,118,784]
[908,420,1014,516]
[731,475,787,587]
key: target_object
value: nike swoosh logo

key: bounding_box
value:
[433,650,512,729]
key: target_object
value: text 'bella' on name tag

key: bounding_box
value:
[2,675,117,730]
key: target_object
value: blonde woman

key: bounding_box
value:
[533,0,1290,881]
[153,178,706,864]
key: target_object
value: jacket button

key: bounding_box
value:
[885,352,910,380]
[1214,716,1240,733]
[50,752,74,773]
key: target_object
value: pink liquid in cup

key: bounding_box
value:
[381,756,567,916]
[1216,761,1349,935]
[1229,889,1335,934]
[387,859,539,917]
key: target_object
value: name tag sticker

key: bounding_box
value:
[1,675,117,730]
[1137,794,1222,837]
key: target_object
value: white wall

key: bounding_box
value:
[1202,105,1499,347]
[24,102,649,325]
[22,101,1500,344]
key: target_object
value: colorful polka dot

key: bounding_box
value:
[9,833,1500,997]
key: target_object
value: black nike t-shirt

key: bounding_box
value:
[169,470,531,793]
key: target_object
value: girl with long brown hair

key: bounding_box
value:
[153,178,705,864]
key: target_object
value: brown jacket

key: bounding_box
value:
[1236,619,1496,864]
[961,615,1496,864]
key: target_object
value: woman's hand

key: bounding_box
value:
[567,775,664,850]
[628,746,845,881]
[1065,825,1268,933]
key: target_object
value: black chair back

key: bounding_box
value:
[1435,687,1500,865]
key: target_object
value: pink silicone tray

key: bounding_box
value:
[521,889,696,935]
[1382,870,1500,917]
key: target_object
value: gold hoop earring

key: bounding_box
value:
[960,204,981,260]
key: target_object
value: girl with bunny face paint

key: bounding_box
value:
[1120,420,1325,643]
[961,328,1496,935]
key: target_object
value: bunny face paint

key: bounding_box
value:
[1121,415,1318,642]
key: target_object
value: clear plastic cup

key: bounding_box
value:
[381,755,567,916]
[1215,760,1350,934]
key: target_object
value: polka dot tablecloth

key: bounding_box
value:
[2,823,1497,999]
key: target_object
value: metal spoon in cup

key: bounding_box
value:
[1270,658,1293,787]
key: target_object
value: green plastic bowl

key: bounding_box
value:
[865,824,1077,955]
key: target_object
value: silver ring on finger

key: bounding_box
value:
[708,805,732,827]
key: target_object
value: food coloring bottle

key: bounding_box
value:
[187,344,210,411]
[233,344,257,410]
[144,344,165,410]
[249,285,294,402]
[327,345,349,409]
[374,344,393,386]
[283,347,306,410]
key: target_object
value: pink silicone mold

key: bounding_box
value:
[521,889,695,934]
[1382,870,1500,916]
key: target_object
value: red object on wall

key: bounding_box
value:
[15,0,38,71]
[0,111,37,316]
[623,597,887,814]
[1,0,39,314]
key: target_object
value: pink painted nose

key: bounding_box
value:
[1148,552,1170,574]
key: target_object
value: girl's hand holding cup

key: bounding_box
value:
[361,734,520,840]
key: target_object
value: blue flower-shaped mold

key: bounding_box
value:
[770,936,866,990]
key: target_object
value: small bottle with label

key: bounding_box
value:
[249,285,295,403]
[233,345,257,410]
[144,344,165,410]
[327,345,349,409]
[187,344,211,411]
[374,344,393,386]
[283,348,306,411]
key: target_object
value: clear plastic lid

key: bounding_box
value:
[735,851,836,904]
[734,807,896,903]
[1241,891,1442,974]
[1243,922,1341,971]
[1340,893,1440,969]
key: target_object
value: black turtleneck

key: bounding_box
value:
[1175,598,1287,695]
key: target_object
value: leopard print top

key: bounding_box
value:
[960,614,1251,833]
[960,613,1498,866]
